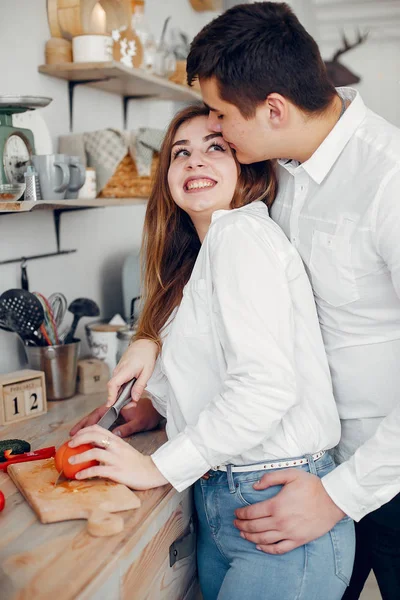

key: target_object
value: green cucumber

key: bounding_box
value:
[0,439,31,462]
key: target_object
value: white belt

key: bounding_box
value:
[214,450,326,473]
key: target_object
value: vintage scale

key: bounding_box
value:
[0,95,52,185]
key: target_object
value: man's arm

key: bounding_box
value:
[236,168,400,553]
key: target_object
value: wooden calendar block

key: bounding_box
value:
[0,370,47,426]
[77,359,109,395]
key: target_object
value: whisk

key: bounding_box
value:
[33,292,60,346]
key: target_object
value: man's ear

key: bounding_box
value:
[266,93,287,127]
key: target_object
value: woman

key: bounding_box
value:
[69,105,354,600]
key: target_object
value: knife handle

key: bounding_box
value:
[113,378,137,414]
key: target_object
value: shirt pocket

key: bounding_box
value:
[309,224,360,307]
[181,278,211,336]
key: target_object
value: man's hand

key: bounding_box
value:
[234,468,346,554]
[69,396,162,438]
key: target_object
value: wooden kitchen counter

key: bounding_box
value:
[0,391,198,600]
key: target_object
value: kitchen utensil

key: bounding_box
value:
[31,154,70,200]
[20,259,29,291]
[33,292,60,345]
[97,378,137,430]
[64,297,100,345]
[0,96,51,185]
[7,458,140,536]
[25,341,80,400]
[0,447,55,471]
[116,326,135,363]
[23,165,41,201]
[48,292,68,329]
[0,289,44,345]
[65,155,86,199]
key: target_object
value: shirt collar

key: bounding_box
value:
[278,88,367,184]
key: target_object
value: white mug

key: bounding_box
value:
[73,35,113,63]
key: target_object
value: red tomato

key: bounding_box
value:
[55,441,98,480]
[0,490,5,512]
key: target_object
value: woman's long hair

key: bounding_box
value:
[134,105,277,347]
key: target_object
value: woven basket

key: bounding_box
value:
[99,153,159,199]
[169,60,201,91]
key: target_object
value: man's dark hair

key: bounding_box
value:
[187,2,336,118]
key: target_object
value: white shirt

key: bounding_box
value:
[148,201,340,492]
[271,87,400,521]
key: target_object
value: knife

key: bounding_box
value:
[97,378,137,431]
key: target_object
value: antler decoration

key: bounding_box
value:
[332,30,369,62]
[324,29,369,87]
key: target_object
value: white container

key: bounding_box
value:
[72,34,113,63]
[86,322,125,373]
[78,167,97,199]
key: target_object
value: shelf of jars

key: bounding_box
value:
[38,61,202,102]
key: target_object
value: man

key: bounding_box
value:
[185,2,400,599]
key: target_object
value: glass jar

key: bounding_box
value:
[116,327,136,364]
[131,0,156,71]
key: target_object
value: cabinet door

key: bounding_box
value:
[121,491,197,600]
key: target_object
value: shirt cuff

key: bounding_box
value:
[151,432,211,492]
[322,461,382,522]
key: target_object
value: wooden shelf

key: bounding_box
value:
[38,61,202,102]
[0,197,147,213]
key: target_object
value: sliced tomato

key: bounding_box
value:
[0,490,5,512]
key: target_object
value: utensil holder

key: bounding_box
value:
[25,340,80,400]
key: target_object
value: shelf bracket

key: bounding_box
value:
[122,95,152,130]
[68,78,113,132]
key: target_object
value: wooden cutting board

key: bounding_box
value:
[8,457,140,536]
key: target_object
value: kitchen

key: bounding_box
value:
[1,1,399,599]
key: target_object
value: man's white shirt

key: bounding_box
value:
[147,202,340,492]
[271,87,400,521]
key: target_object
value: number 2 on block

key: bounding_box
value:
[24,389,43,415]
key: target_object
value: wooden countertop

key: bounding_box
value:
[0,391,174,599]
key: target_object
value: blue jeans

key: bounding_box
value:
[195,452,355,600]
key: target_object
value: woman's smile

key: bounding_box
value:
[184,176,217,192]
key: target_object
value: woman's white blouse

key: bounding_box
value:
[147,201,340,492]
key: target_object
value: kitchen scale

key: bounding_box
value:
[0,95,52,184]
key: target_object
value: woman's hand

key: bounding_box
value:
[107,338,159,409]
[68,425,168,490]
[69,397,162,437]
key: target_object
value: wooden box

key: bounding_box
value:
[77,358,109,395]
[0,369,47,426]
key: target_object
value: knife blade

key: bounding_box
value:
[54,469,68,487]
[97,378,137,431]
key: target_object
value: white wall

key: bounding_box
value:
[0,0,217,373]
[1,0,399,374]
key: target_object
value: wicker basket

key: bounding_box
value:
[99,153,159,199]
[169,60,201,91]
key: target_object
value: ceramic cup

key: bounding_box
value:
[32,154,70,200]
[78,168,97,199]
[73,35,113,63]
[65,155,86,199]
[85,322,125,373]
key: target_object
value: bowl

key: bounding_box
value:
[0,183,26,202]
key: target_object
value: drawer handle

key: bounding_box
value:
[169,517,195,567]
